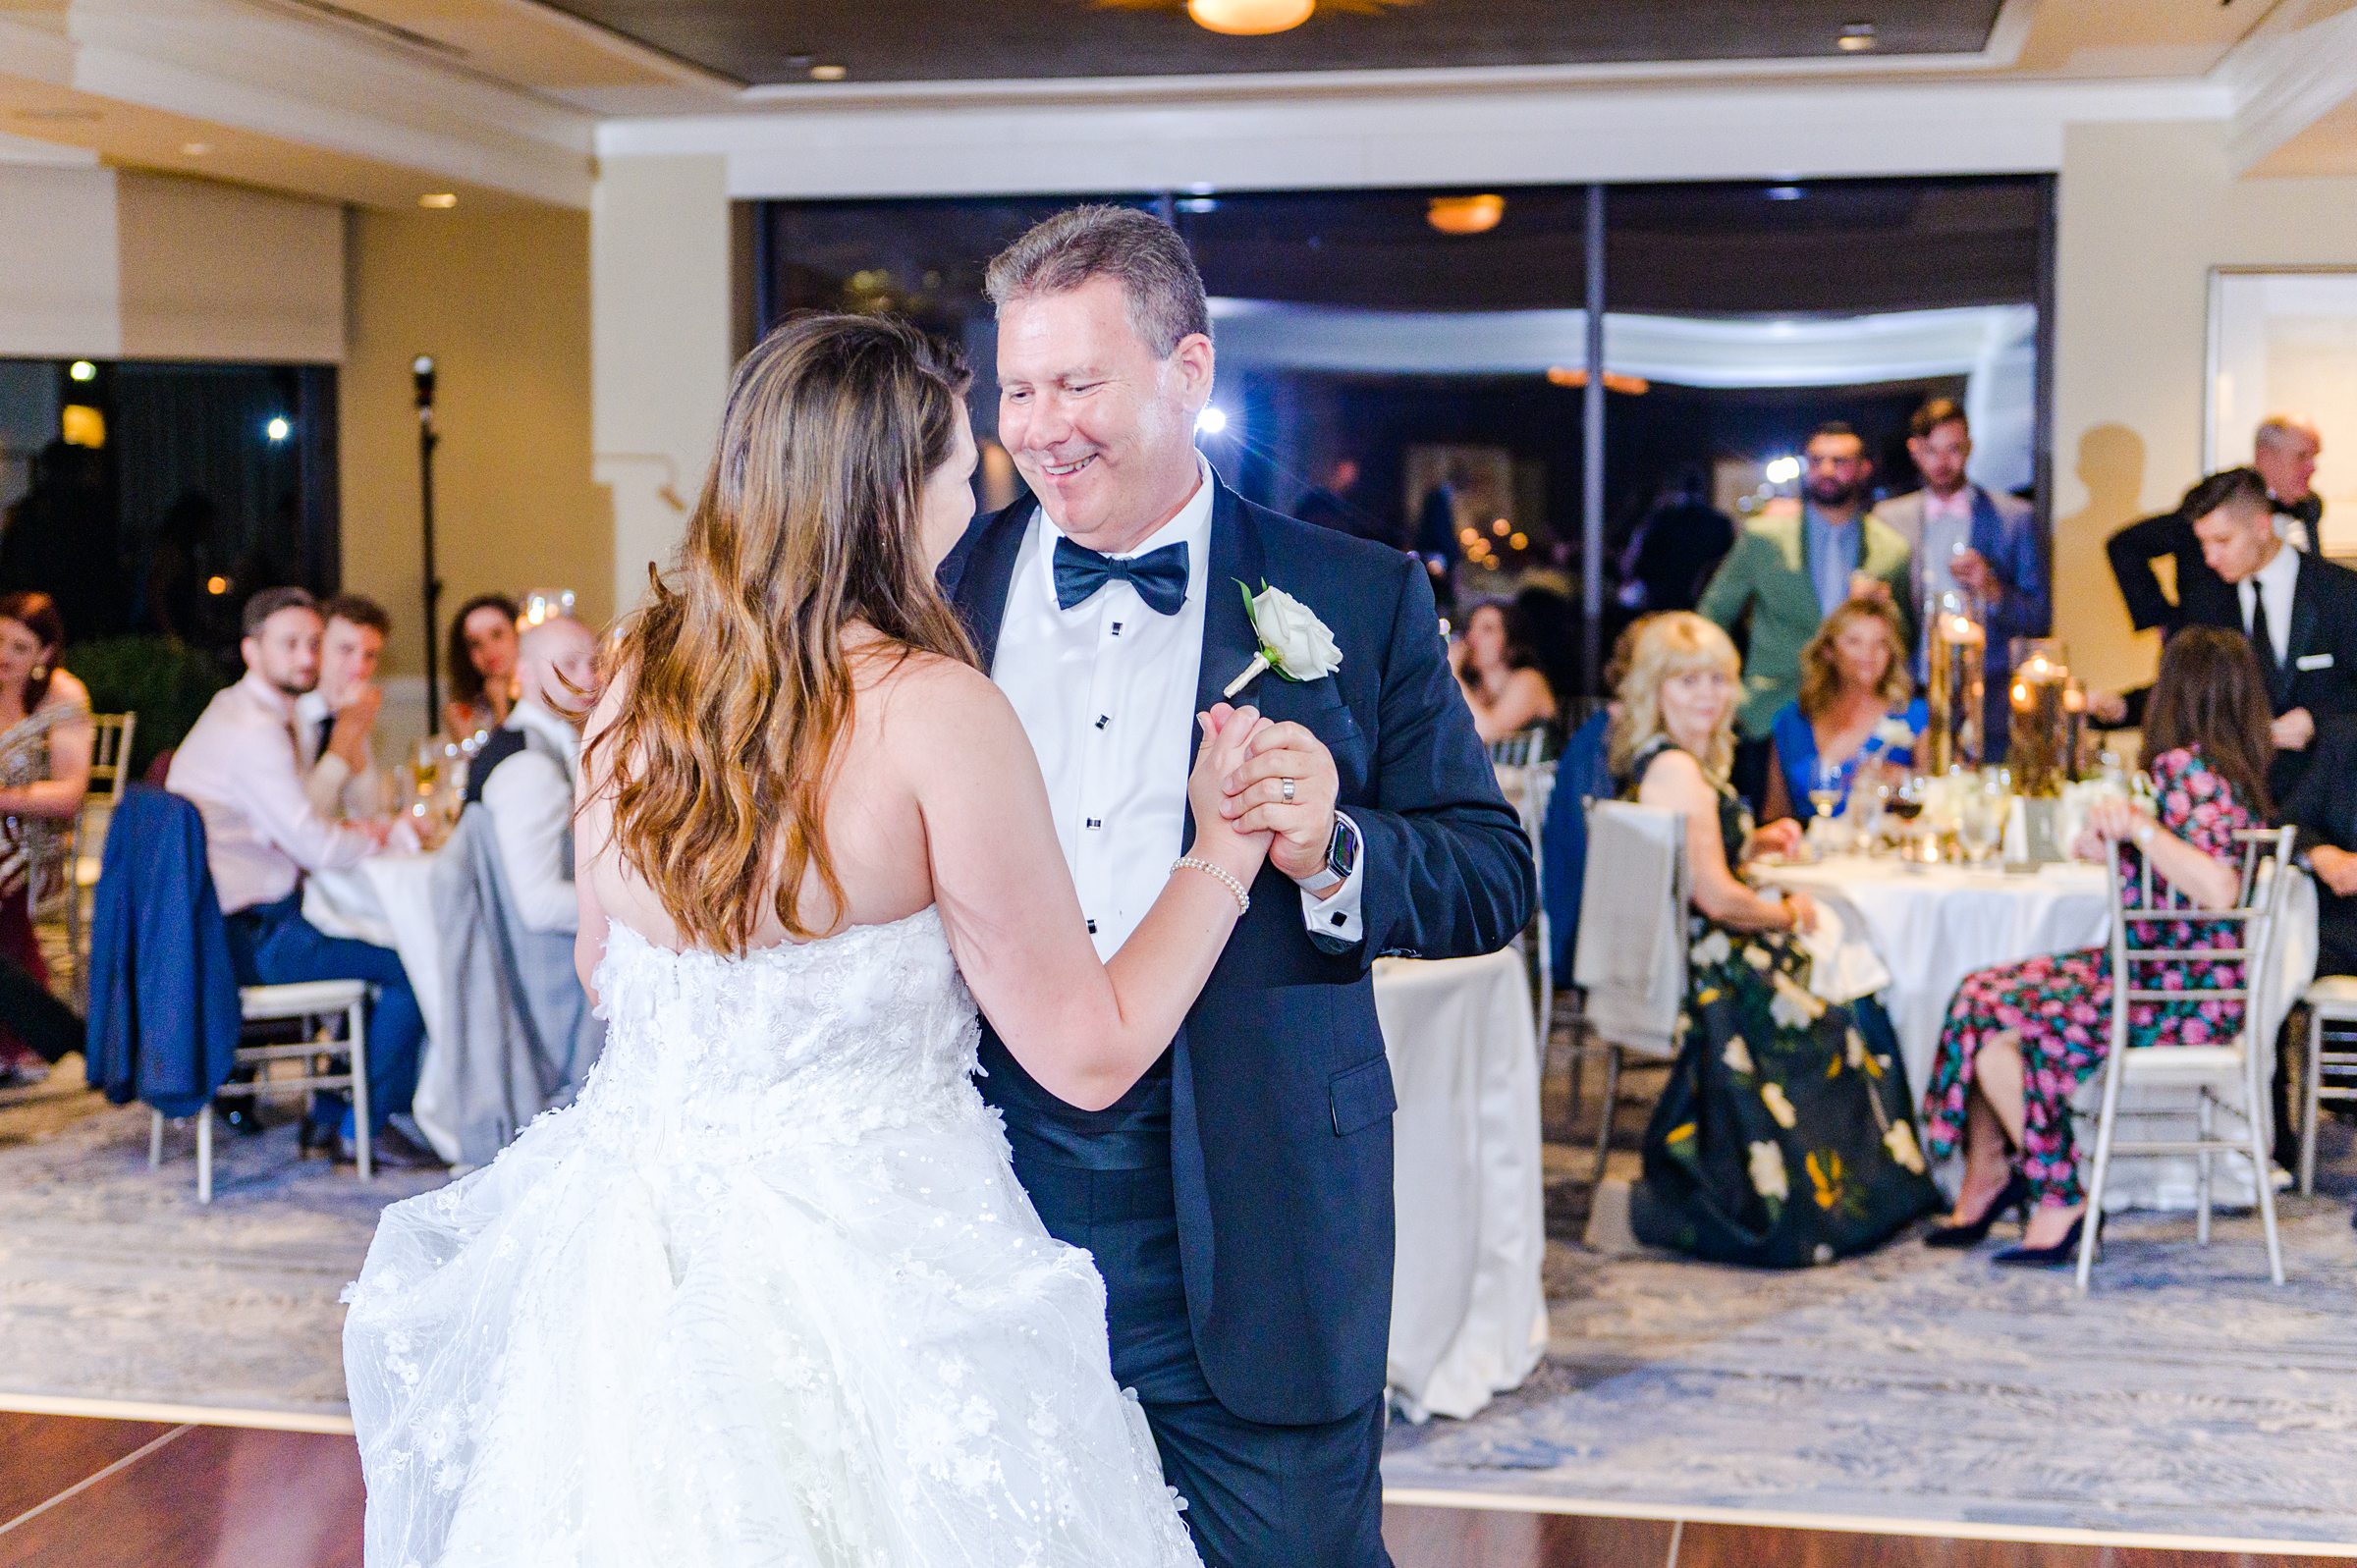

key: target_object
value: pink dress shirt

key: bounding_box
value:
[166,672,378,914]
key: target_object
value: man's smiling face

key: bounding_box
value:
[996,274,1209,553]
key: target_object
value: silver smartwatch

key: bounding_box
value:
[1298,814,1360,900]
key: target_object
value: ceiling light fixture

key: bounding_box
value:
[181,140,212,156]
[1426,193,1506,236]
[68,360,96,383]
[419,191,459,209]
[809,62,848,81]
[1187,0,1314,36]
[1836,21,1877,50]
[1764,185,1806,200]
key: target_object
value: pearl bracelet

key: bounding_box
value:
[1172,856,1251,915]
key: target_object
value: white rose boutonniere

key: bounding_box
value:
[1224,581,1343,698]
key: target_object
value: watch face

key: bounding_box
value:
[1329,817,1360,878]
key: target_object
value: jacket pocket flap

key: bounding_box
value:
[1329,1055,1397,1136]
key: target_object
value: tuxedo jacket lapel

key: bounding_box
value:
[1182,481,1266,853]
[2287,555,2323,702]
[942,500,1034,670]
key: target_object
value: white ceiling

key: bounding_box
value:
[0,0,2352,209]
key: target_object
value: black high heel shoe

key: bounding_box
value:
[1925,1170,2030,1249]
[1993,1212,2097,1268]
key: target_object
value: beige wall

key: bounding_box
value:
[2053,120,2357,693]
[340,205,612,685]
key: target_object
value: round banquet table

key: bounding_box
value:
[1373,946,1548,1423]
[302,852,458,1149]
[1761,853,2318,1210]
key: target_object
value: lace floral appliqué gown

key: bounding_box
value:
[343,909,1201,1568]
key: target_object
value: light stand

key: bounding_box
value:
[412,354,442,730]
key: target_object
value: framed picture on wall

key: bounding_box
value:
[2207,267,2357,559]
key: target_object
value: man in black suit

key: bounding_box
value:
[2174,466,2357,798]
[2106,415,2324,634]
[2282,723,2357,980]
[946,205,1532,1568]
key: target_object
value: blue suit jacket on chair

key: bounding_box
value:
[84,785,243,1119]
[941,479,1534,1428]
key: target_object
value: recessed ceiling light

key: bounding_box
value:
[180,140,212,156]
[1427,193,1507,236]
[1187,0,1315,36]
[1836,21,1877,50]
[68,361,96,383]
[1764,185,1807,200]
[418,191,459,209]
[1178,196,1218,213]
[809,62,848,81]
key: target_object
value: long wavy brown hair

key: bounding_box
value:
[2141,625,2275,821]
[587,313,976,952]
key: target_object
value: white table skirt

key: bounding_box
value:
[1764,854,2319,1210]
[1374,946,1548,1423]
[303,854,455,1146]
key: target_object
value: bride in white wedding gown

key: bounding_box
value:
[342,314,1274,1566]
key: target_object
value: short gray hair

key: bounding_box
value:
[2255,413,2320,452]
[984,205,1211,358]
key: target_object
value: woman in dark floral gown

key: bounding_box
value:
[1616,612,1943,1268]
[1921,628,2275,1265]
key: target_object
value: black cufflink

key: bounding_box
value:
[1332,912,1346,927]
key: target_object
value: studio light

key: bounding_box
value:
[264,415,292,443]
[1195,406,1230,435]
[1764,455,1802,485]
[1187,0,1314,36]
[67,360,95,382]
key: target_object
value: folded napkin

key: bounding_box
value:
[1785,894,1892,1004]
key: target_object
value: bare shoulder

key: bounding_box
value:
[1635,745,1712,812]
[41,671,89,712]
[867,651,1017,746]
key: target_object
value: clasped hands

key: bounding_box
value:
[1194,701,1342,887]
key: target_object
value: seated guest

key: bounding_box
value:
[297,593,391,823]
[1763,596,1925,825]
[166,588,437,1168]
[1452,601,1558,744]
[0,592,89,1085]
[468,615,597,933]
[1699,422,1913,808]
[1870,398,2049,758]
[1921,627,2271,1265]
[442,592,521,740]
[1614,612,1941,1267]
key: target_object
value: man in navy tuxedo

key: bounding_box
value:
[942,206,1532,1568]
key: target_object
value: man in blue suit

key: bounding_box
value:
[1870,397,2050,759]
[943,206,1532,1568]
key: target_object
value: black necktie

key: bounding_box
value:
[314,712,336,760]
[1053,537,1188,616]
[2249,590,2284,696]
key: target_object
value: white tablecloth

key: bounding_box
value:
[303,853,454,1143]
[1763,854,2318,1209]
[1374,946,1548,1422]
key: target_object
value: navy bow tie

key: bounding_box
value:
[1053,537,1189,616]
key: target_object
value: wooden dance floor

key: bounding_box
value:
[0,1410,2343,1567]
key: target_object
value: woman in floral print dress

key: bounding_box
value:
[1614,613,1943,1268]
[1921,628,2276,1265]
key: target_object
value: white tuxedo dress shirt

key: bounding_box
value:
[990,460,1363,960]
[294,688,387,823]
[2240,542,2301,667]
[168,672,379,913]
[476,697,581,935]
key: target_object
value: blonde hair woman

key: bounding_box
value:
[344,313,1272,1567]
[1612,612,1941,1267]
[1762,597,1927,825]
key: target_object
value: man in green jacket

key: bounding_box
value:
[1698,421,1913,805]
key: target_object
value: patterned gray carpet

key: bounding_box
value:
[1383,1193,2357,1543]
[2,1074,2351,1544]
[0,1072,440,1422]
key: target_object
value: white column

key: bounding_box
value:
[591,154,733,619]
